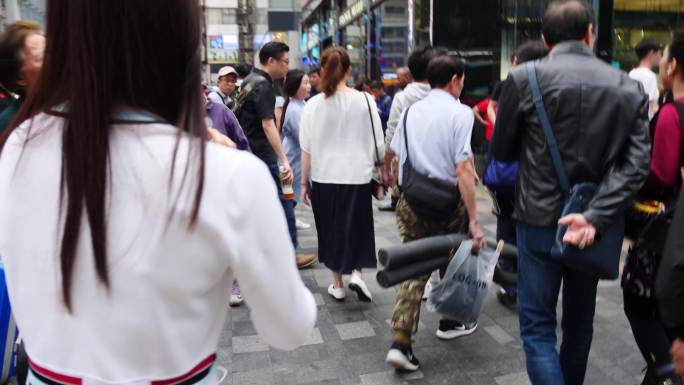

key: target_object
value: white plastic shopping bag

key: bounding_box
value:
[427,240,502,324]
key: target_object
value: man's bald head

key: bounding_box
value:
[542,0,595,47]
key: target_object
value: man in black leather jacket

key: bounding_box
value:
[491,1,650,384]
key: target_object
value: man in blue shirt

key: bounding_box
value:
[370,80,392,132]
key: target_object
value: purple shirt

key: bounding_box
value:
[206,99,251,152]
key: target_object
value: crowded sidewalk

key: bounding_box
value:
[216,191,644,385]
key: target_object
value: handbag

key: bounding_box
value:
[362,93,387,200]
[483,144,519,195]
[400,106,462,220]
[527,63,624,280]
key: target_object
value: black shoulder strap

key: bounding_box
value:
[676,102,684,166]
[232,73,268,115]
[363,93,382,166]
[402,106,412,164]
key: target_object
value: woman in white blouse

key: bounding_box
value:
[0,2,316,384]
[300,47,385,302]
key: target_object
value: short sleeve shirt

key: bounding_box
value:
[475,98,494,140]
[237,69,277,164]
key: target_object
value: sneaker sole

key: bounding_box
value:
[228,300,244,307]
[297,258,317,269]
[435,324,478,340]
[349,283,372,302]
[386,349,419,371]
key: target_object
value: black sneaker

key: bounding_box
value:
[386,342,420,371]
[497,288,517,309]
[436,319,477,340]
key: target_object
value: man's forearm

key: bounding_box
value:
[457,161,479,223]
[487,101,498,126]
[263,119,289,164]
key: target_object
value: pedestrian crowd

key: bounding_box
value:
[0,1,683,385]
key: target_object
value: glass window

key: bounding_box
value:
[269,0,294,8]
[207,8,237,25]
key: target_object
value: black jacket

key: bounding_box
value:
[492,42,651,234]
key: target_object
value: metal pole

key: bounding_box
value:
[407,0,414,54]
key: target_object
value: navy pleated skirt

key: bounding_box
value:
[311,182,377,274]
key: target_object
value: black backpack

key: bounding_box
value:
[231,73,268,117]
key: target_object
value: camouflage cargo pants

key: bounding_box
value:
[390,196,469,337]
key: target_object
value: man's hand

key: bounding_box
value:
[207,128,237,149]
[469,219,486,253]
[558,214,596,249]
[280,162,294,185]
[301,183,312,206]
[673,339,684,376]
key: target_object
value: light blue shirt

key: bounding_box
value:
[390,89,474,187]
[283,98,306,200]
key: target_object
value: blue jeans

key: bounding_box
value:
[268,163,297,249]
[517,224,599,385]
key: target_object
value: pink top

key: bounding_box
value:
[647,97,683,192]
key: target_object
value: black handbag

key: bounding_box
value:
[399,106,462,220]
[362,93,387,200]
[527,63,625,280]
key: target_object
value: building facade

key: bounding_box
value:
[0,0,45,31]
[203,0,301,83]
[302,0,683,102]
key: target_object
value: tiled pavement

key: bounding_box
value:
[217,189,648,385]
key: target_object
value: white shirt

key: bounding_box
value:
[384,82,432,150]
[390,89,474,186]
[629,67,659,119]
[299,90,385,184]
[0,113,316,384]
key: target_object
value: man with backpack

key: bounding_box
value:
[491,1,650,384]
[234,41,315,269]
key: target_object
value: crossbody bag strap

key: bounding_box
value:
[363,93,382,166]
[402,105,412,164]
[526,62,570,194]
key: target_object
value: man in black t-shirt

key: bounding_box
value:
[236,42,315,269]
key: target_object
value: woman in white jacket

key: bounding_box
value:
[0,1,316,384]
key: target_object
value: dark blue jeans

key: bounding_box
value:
[267,163,297,249]
[517,224,599,385]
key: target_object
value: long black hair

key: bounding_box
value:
[0,0,207,311]
[279,69,306,131]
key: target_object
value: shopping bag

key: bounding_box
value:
[427,240,501,324]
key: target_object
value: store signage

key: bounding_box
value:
[338,0,364,28]
[207,35,239,64]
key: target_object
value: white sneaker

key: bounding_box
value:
[296,219,311,230]
[349,272,372,302]
[229,281,244,307]
[422,281,432,301]
[328,284,346,301]
[435,321,478,340]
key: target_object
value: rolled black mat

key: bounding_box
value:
[376,255,451,288]
[378,233,467,270]
[493,265,517,287]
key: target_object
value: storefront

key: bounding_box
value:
[429,0,683,103]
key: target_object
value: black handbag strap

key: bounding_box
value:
[526,62,570,194]
[402,106,413,165]
[363,93,382,166]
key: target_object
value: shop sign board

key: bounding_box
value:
[208,34,239,63]
[338,0,365,28]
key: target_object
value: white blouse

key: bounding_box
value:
[299,90,385,185]
[0,113,316,384]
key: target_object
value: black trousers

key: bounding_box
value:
[624,291,680,384]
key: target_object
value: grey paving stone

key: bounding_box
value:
[484,325,516,345]
[494,372,531,385]
[230,351,270,373]
[335,320,377,340]
[232,335,269,354]
[359,371,409,385]
[231,368,274,385]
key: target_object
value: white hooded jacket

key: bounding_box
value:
[384,82,431,150]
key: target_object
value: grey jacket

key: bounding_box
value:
[492,41,651,234]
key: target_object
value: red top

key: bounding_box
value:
[476,98,494,140]
[647,97,683,192]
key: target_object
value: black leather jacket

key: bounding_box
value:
[492,42,651,234]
